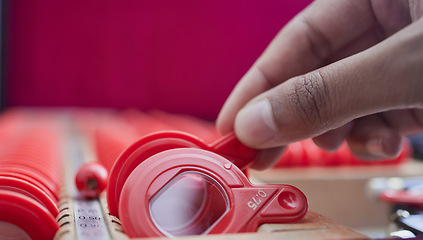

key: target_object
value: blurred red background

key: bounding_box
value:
[5,1,311,120]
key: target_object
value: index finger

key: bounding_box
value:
[217,0,377,134]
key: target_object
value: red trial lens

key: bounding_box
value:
[107,131,257,217]
[113,134,308,238]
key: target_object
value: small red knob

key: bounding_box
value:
[75,162,108,199]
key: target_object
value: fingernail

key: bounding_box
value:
[366,137,386,158]
[366,132,402,159]
[234,99,278,147]
[251,147,285,170]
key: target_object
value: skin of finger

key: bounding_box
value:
[412,109,423,127]
[378,109,423,135]
[218,0,421,138]
[217,67,271,134]
[257,0,377,87]
[409,0,423,21]
[250,146,286,170]
[347,115,402,159]
[328,0,414,63]
[216,0,377,135]
[371,0,411,36]
[233,16,423,149]
[312,124,351,152]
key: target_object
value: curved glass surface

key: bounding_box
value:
[150,171,229,237]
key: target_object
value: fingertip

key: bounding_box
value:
[216,111,233,135]
[250,146,285,170]
[217,66,274,136]
[349,130,403,160]
[234,99,279,148]
[312,124,352,152]
[366,131,402,159]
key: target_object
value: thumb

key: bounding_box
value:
[234,21,423,149]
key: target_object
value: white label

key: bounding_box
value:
[247,190,268,210]
[74,199,110,240]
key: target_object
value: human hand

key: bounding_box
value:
[217,0,423,170]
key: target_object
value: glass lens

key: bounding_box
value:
[150,171,229,237]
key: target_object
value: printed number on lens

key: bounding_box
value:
[247,190,267,210]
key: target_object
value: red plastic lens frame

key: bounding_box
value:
[106,131,257,217]
[0,111,62,240]
[108,132,308,238]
